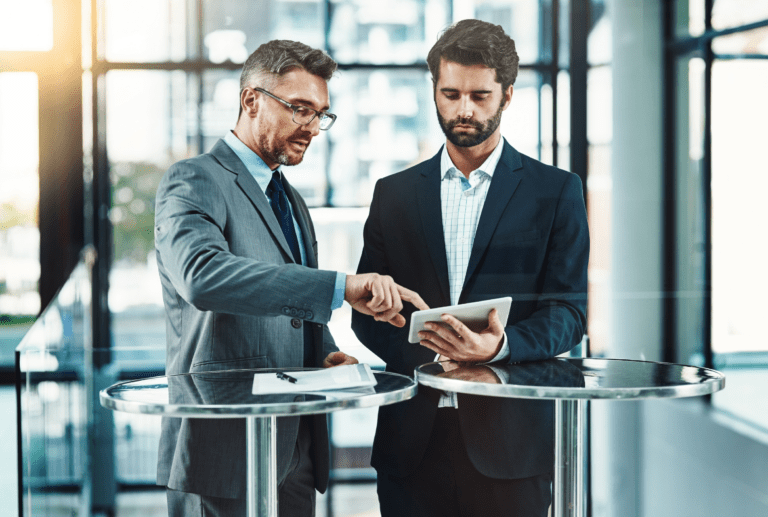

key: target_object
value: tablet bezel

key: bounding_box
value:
[407,296,513,344]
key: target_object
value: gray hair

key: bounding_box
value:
[239,39,338,92]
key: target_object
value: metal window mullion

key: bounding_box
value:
[91,0,111,360]
[661,0,678,366]
[569,0,588,200]
[702,0,714,370]
[551,0,559,167]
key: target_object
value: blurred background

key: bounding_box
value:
[2,0,767,515]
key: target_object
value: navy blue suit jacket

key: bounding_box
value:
[351,141,589,479]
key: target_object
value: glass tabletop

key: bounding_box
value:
[100,368,417,417]
[416,358,725,400]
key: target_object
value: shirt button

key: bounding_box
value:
[291,318,302,329]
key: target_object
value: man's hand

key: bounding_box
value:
[418,309,505,363]
[437,364,502,384]
[345,273,429,327]
[322,351,359,368]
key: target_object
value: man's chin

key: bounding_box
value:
[446,132,489,148]
[277,151,305,167]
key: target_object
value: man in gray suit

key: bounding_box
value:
[154,39,426,517]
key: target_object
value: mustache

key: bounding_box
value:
[445,118,484,131]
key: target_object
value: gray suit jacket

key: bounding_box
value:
[154,139,339,499]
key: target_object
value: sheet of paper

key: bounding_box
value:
[252,363,378,395]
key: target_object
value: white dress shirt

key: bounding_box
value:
[437,137,510,408]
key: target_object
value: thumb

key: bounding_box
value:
[488,309,504,334]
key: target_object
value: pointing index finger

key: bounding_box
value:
[397,285,430,311]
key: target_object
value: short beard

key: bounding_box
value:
[437,99,505,148]
[257,134,305,166]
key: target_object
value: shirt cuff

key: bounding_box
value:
[331,272,346,310]
[487,331,509,363]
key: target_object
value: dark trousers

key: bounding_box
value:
[167,417,316,517]
[377,408,552,517]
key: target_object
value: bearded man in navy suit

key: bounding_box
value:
[352,19,590,517]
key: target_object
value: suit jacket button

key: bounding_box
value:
[298,310,306,318]
[290,308,298,316]
[306,311,314,319]
[282,307,290,315]
[291,318,302,329]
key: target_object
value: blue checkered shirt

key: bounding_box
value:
[438,138,510,407]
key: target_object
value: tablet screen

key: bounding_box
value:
[407,297,512,344]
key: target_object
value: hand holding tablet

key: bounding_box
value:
[407,297,513,344]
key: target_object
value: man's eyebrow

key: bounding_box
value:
[439,88,493,94]
[290,97,330,111]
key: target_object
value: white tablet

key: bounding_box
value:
[407,297,513,344]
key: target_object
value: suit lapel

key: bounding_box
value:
[209,140,296,263]
[416,150,451,304]
[461,142,524,296]
[283,177,318,269]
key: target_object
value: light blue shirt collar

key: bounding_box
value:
[440,136,505,181]
[223,130,279,194]
[222,131,346,310]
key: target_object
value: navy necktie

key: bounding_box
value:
[267,171,314,366]
[267,171,302,264]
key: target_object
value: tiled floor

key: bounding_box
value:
[109,485,381,517]
[18,485,381,517]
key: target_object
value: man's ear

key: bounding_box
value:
[502,84,514,111]
[241,87,258,117]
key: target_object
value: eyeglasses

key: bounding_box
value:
[253,87,337,130]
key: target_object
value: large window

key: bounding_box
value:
[96,0,584,365]
[667,1,768,431]
[0,73,40,367]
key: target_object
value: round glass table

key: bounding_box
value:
[415,357,725,517]
[100,368,417,517]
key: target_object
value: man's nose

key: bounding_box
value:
[457,96,473,119]
[302,115,322,137]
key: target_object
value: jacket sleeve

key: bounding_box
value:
[502,172,590,362]
[154,160,337,323]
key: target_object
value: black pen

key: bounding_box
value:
[276,372,297,384]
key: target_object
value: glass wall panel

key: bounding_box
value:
[540,78,553,164]
[500,69,541,160]
[202,70,240,153]
[329,0,450,64]
[586,65,611,356]
[588,0,611,66]
[711,59,768,355]
[675,56,706,366]
[328,69,442,206]
[675,0,706,37]
[712,25,768,56]
[712,0,768,31]
[557,69,570,169]
[204,0,324,63]
[0,0,53,51]
[0,73,40,348]
[105,0,192,62]
[475,0,541,64]
[558,0,570,68]
[106,70,197,353]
